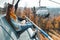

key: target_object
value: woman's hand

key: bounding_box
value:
[20,20,26,25]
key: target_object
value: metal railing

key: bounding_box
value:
[25,16,53,40]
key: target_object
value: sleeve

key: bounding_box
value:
[10,18,22,31]
[10,18,33,31]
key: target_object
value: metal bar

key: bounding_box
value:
[12,0,14,5]
[25,16,53,40]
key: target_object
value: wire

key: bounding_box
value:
[49,0,60,5]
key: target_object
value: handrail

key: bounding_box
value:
[25,16,53,40]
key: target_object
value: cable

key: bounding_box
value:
[49,0,60,5]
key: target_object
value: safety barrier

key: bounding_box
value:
[25,16,53,40]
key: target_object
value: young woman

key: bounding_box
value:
[0,3,39,40]
[5,3,34,32]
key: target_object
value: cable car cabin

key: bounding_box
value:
[36,7,50,18]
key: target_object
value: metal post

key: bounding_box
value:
[39,0,40,7]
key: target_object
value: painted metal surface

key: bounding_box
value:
[0,15,39,40]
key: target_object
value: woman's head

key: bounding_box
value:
[6,3,17,21]
[6,3,15,21]
[6,3,14,16]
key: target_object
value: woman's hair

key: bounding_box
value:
[5,3,17,30]
[6,3,13,23]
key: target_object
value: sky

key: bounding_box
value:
[0,0,60,8]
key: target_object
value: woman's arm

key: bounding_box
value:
[11,18,33,31]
